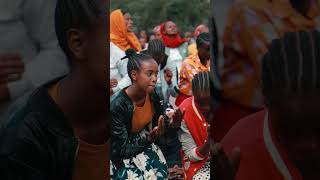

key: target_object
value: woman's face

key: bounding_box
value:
[164,21,178,35]
[133,59,159,94]
[124,13,133,32]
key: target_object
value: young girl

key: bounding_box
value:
[179,71,212,180]
[110,49,183,179]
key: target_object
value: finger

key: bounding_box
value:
[158,116,164,134]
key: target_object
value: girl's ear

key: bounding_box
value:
[131,70,138,82]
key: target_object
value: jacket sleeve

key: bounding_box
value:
[110,105,151,161]
[0,156,45,180]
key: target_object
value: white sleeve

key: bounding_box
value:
[8,0,68,100]
[115,57,131,91]
[112,46,131,93]
[178,120,205,162]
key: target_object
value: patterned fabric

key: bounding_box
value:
[222,0,320,109]
[110,127,168,180]
[179,54,210,96]
[192,161,210,180]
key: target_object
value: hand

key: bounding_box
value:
[211,143,240,180]
[170,108,184,129]
[168,165,184,180]
[0,54,24,83]
[110,79,118,88]
[164,68,173,85]
[147,115,165,142]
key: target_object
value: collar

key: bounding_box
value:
[263,112,302,180]
[28,76,74,138]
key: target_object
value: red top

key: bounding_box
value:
[221,110,302,180]
[179,96,209,180]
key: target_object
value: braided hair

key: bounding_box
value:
[146,39,167,69]
[262,30,320,100]
[192,71,210,94]
[55,0,106,66]
[123,48,154,81]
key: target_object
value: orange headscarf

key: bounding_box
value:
[110,9,141,51]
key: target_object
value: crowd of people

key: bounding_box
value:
[109,8,212,180]
[0,0,319,179]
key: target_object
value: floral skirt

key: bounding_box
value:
[111,143,168,180]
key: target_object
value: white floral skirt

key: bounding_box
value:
[110,143,168,180]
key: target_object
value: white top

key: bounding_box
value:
[110,42,131,94]
[0,0,68,120]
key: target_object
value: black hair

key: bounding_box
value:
[146,39,167,69]
[55,0,105,66]
[192,71,210,94]
[196,32,211,48]
[262,30,320,101]
[123,48,154,81]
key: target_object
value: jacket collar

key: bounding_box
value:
[28,76,74,138]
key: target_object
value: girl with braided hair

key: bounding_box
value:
[179,71,212,180]
[110,49,184,179]
[221,30,320,180]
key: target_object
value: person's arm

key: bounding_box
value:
[111,105,151,160]
[8,0,68,100]
[178,121,206,162]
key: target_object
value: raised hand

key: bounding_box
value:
[211,143,241,180]
[170,108,185,129]
[164,68,173,85]
[147,115,165,142]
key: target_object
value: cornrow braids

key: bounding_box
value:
[123,48,154,81]
[196,32,211,48]
[146,39,167,69]
[147,39,165,57]
[55,0,106,66]
[262,30,320,98]
[192,71,210,94]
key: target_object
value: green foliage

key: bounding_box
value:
[111,0,210,34]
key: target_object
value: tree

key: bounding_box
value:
[111,0,210,35]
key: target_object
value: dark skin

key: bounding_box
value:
[127,59,184,142]
[164,21,178,37]
[192,90,241,179]
[267,91,320,180]
[56,11,108,145]
[290,0,311,16]
[124,12,133,32]
[126,59,164,142]
[211,143,241,180]
[197,41,210,67]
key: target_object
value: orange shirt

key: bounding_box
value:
[131,94,154,133]
[188,43,197,56]
[222,0,320,108]
[72,140,109,180]
[179,54,210,96]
